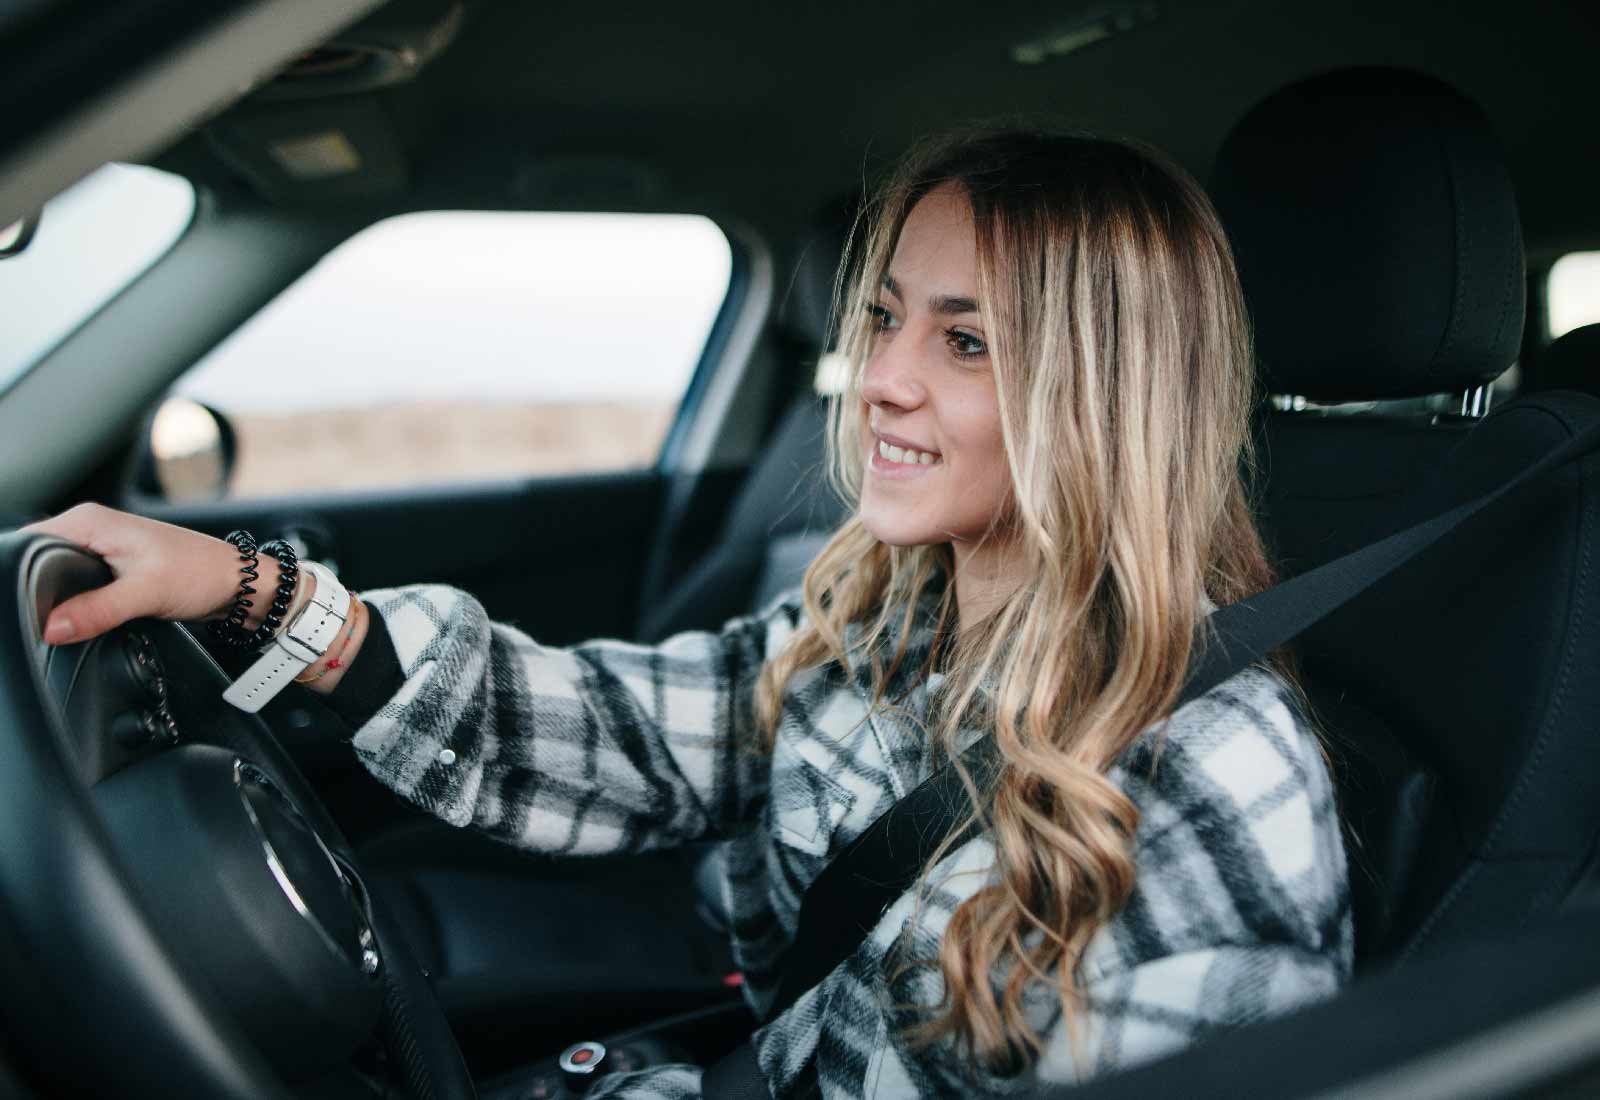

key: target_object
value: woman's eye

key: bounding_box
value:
[946,329,987,360]
[867,304,898,332]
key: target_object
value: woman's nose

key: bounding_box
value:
[861,338,926,412]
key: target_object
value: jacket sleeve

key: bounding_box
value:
[344,583,805,855]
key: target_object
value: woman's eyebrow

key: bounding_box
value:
[881,275,979,316]
[929,295,979,316]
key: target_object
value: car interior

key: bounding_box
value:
[3,1,1600,1098]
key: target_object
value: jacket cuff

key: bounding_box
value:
[313,597,406,733]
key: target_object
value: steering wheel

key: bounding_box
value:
[0,534,478,1099]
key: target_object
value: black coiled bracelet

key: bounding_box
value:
[209,530,259,647]
[210,530,301,652]
[254,538,301,649]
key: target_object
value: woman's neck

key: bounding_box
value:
[950,535,1026,640]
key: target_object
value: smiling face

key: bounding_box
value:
[857,184,1014,555]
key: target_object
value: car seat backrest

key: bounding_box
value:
[638,214,855,642]
[1213,68,1600,969]
[639,396,844,641]
[1538,323,1600,397]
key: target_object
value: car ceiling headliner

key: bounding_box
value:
[165,0,1598,257]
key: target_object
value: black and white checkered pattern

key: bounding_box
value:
[350,584,1352,1098]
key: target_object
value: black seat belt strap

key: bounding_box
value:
[702,419,1600,1099]
[1184,418,1600,703]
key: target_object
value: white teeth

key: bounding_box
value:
[877,438,940,466]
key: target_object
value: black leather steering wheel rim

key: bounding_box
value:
[0,534,477,1099]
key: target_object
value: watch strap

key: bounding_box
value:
[222,561,350,713]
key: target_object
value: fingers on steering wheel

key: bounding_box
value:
[45,581,143,645]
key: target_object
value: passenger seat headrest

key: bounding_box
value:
[1539,323,1600,397]
[1211,67,1524,401]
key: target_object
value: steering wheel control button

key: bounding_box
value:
[558,1041,608,1092]
[108,704,178,749]
[121,631,167,702]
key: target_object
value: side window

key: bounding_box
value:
[154,211,731,501]
[1548,251,1600,339]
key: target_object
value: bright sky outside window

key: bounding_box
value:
[177,210,731,411]
[1548,251,1600,339]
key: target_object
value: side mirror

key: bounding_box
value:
[0,212,41,258]
[134,397,238,501]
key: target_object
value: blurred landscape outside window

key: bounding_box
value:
[0,163,195,392]
[1549,251,1600,339]
[166,209,730,499]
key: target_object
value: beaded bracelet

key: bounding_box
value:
[252,538,302,651]
[209,530,261,648]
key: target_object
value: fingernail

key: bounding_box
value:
[44,617,73,644]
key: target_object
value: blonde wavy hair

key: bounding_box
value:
[754,129,1278,1069]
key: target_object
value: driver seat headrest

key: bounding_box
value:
[1211,67,1524,402]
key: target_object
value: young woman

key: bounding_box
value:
[28,130,1351,1098]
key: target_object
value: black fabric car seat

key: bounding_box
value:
[1538,322,1600,397]
[637,395,842,642]
[1213,67,1600,969]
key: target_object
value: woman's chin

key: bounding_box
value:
[858,509,942,549]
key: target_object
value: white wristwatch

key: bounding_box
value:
[222,561,351,713]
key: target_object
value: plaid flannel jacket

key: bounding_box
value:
[349,582,1353,1099]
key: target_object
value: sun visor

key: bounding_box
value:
[206,96,409,202]
[201,0,462,202]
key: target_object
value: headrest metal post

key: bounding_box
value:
[1459,385,1493,419]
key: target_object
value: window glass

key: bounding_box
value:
[1548,251,1600,339]
[0,163,195,392]
[167,211,731,499]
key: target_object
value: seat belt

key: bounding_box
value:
[701,417,1600,1100]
